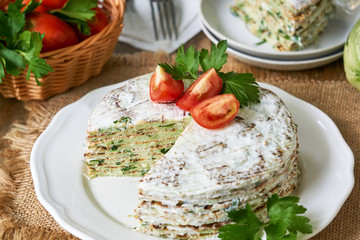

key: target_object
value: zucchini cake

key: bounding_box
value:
[231,0,335,51]
[84,73,299,239]
[85,74,191,178]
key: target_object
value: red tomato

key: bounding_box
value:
[41,0,67,9]
[176,68,223,111]
[22,0,49,12]
[27,12,79,52]
[78,7,109,40]
[190,94,240,129]
[150,65,184,102]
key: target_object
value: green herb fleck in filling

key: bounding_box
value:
[121,117,132,123]
[159,123,176,127]
[141,169,150,176]
[160,148,170,154]
[121,165,137,172]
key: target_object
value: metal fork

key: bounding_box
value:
[150,0,178,40]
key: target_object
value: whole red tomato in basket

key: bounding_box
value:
[78,7,109,40]
[26,12,79,52]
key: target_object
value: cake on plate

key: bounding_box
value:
[231,0,336,51]
[84,73,299,239]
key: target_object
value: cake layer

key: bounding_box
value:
[85,119,191,178]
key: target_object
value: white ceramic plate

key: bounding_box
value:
[31,79,354,240]
[200,0,360,60]
[201,22,344,71]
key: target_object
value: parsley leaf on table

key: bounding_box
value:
[219,71,260,106]
[218,194,312,240]
[51,0,97,35]
[0,0,53,85]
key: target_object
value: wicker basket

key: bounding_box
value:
[0,0,125,100]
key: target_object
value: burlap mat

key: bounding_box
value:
[0,35,359,239]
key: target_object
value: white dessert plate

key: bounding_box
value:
[201,22,344,71]
[30,79,354,240]
[200,0,360,60]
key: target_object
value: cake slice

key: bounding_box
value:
[135,89,299,239]
[84,74,191,178]
[231,0,336,51]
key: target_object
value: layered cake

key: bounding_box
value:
[84,73,299,239]
[231,0,335,51]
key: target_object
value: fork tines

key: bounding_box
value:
[150,0,178,41]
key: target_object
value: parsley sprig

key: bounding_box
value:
[219,194,313,240]
[159,40,260,106]
[51,0,97,35]
[0,0,53,85]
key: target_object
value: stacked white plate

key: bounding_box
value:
[200,0,360,71]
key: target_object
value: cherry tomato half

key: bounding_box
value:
[176,68,222,111]
[149,65,184,102]
[190,94,240,129]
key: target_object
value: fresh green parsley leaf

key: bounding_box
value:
[0,0,53,85]
[175,45,200,79]
[218,194,312,240]
[0,59,5,83]
[158,62,187,80]
[218,204,263,240]
[159,40,228,79]
[219,72,260,106]
[5,0,25,39]
[265,195,312,240]
[159,44,200,80]
[51,0,97,35]
[0,45,26,72]
[18,32,54,85]
[157,40,260,105]
[199,40,228,72]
